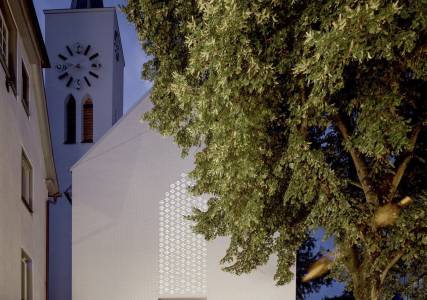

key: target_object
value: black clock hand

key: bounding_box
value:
[74,60,87,70]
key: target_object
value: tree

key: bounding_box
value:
[296,236,333,299]
[124,1,427,299]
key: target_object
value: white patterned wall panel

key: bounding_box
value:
[159,174,208,296]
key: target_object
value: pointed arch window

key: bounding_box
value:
[65,96,76,144]
[82,98,93,143]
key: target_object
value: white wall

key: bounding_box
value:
[0,17,50,300]
[45,7,124,192]
[72,96,295,300]
[44,7,124,300]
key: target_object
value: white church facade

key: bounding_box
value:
[40,1,296,299]
[72,95,296,300]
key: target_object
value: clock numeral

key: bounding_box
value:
[66,77,74,87]
[89,71,99,79]
[58,72,69,80]
[74,79,81,90]
[56,63,70,72]
[58,54,67,61]
[91,63,102,70]
[75,44,83,54]
[84,45,91,56]
[66,46,74,56]
[89,53,99,60]
[84,76,91,87]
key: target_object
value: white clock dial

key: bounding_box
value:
[56,42,102,90]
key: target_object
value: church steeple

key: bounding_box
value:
[71,0,104,9]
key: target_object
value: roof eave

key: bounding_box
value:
[24,0,50,68]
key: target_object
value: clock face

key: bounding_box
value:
[55,42,102,90]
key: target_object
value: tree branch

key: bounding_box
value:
[388,124,423,201]
[333,115,378,205]
[348,180,363,190]
[340,244,364,294]
[380,251,404,285]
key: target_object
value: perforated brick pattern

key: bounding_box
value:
[159,174,208,295]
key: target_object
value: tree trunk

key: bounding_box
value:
[370,285,380,300]
[352,274,381,300]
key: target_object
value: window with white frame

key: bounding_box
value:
[21,151,33,212]
[0,8,8,63]
[21,250,33,300]
[0,1,17,94]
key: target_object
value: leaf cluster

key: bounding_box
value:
[124,0,427,298]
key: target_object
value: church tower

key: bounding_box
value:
[44,1,124,299]
[45,0,124,191]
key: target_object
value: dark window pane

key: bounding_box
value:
[22,63,29,116]
[65,96,76,144]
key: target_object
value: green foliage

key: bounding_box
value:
[124,0,427,299]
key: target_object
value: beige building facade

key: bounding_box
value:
[0,1,59,299]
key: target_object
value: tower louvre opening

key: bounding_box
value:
[71,0,104,9]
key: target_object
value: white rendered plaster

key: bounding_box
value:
[0,15,51,300]
[44,7,124,300]
[44,7,124,191]
[72,95,296,300]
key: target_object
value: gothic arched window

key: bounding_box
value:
[65,96,76,144]
[82,98,93,143]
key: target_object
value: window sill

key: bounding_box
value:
[21,197,33,214]
[81,140,93,144]
[64,141,76,145]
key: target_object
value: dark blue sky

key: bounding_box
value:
[34,0,152,112]
[306,230,346,299]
